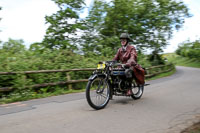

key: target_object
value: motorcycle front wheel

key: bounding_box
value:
[86,77,110,110]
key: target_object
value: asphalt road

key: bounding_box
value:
[0,66,200,133]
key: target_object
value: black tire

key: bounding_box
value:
[86,77,110,110]
[131,85,144,100]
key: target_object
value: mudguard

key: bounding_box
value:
[88,74,106,81]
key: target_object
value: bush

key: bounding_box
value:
[0,39,154,102]
[176,40,200,60]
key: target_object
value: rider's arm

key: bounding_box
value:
[113,48,120,61]
[126,47,137,67]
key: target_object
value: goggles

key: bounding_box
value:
[120,39,127,42]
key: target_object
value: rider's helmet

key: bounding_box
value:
[119,33,131,41]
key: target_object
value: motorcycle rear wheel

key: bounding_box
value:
[131,85,144,100]
[86,77,110,110]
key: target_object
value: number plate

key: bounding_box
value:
[97,64,105,69]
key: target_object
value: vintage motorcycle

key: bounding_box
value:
[86,61,145,110]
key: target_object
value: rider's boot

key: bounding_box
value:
[126,89,133,96]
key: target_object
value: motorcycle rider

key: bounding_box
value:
[113,33,145,95]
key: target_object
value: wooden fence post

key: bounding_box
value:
[66,72,72,90]
[148,68,151,75]
[145,68,149,75]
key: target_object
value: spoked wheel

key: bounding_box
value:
[131,83,144,100]
[86,77,110,110]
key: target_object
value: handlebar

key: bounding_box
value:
[98,61,129,69]
[105,61,121,66]
[104,61,128,69]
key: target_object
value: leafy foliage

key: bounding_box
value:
[0,39,110,101]
[0,39,153,103]
[163,53,200,68]
[41,0,190,57]
[0,7,1,20]
[81,0,190,55]
[176,39,200,59]
[42,0,85,50]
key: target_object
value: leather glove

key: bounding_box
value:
[122,64,129,69]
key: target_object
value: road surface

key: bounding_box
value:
[0,66,200,133]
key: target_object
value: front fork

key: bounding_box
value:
[107,80,114,100]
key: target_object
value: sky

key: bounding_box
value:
[0,0,200,53]
[167,0,200,53]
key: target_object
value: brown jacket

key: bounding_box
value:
[113,44,145,85]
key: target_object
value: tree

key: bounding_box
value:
[80,0,108,55]
[0,7,2,23]
[0,7,2,33]
[2,39,25,54]
[82,0,190,56]
[176,40,200,59]
[42,0,85,50]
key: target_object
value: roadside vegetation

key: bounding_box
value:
[0,0,190,103]
[181,122,200,133]
[0,67,176,104]
[163,39,200,68]
[164,53,200,68]
[0,40,174,104]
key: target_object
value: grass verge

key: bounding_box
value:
[163,53,200,68]
[181,122,200,133]
[0,88,86,104]
[146,68,176,81]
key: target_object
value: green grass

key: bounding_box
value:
[147,68,176,81]
[0,88,86,104]
[163,53,200,68]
